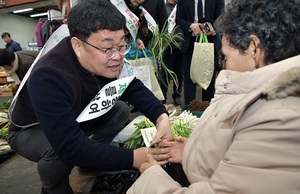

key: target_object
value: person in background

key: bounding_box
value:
[7,0,172,193]
[139,0,168,47]
[35,19,46,47]
[49,20,62,35]
[123,0,168,58]
[0,49,39,85]
[1,32,22,52]
[176,0,224,105]
[127,0,300,193]
[160,0,183,106]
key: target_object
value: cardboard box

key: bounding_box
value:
[0,77,7,84]
[0,88,16,96]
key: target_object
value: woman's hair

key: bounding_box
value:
[67,0,127,41]
[0,49,15,67]
[215,0,300,64]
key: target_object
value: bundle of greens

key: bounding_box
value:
[0,99,12,140]
[147,22,183,88]
[0,99,12,113]
[0,120,10,140]
[124,111,198,149]
[124,118,155,149]
[169,111,198,138]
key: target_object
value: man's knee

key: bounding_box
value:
[113,100,130,120]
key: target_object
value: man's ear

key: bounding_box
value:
[71,37,82,59]
[249,35,266,68]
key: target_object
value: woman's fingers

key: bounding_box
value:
[158,140,175,147]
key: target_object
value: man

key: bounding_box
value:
[7,0,172,193]
[0,49,39,85]
[1,32,22,52]
[176,0,224,104]
[160,0,184,106]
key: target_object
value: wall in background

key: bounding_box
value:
[0,14,38,50]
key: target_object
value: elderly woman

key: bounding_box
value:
[127,0,300,193]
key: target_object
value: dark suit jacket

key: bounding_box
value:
[140,0,168,47]
[176,0,224,54]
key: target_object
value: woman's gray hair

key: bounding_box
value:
[215,0,300,64]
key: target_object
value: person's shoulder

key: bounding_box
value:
[17,50,39,56]
[11,40,22,50]
[11,40,20,45]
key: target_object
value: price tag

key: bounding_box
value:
[141,127,157,147]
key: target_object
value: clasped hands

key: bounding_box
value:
[190,23,216,36]
[139,136,188,173]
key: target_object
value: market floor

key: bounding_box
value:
[0,83,202,194]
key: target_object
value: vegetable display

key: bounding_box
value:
[124,111,198,149]
[0,99,12,140]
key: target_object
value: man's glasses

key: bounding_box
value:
[80,39,131,59]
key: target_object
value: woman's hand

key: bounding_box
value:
[159,136,187,164]
[151,113,173,145]
[148,146,170,165]
[135,38,145,50]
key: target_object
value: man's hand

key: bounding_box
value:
[132,147,149,169]
[200,23,217,36]
[149,146,170,165]
[190,23,202,36]
[139,154,159,173]
[132,146,170,170]
[151,113,173,145]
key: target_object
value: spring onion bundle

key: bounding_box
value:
[124,111,198,149]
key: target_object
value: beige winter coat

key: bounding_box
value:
[127,55,300,194]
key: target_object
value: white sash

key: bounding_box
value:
[9,24,136,126]
[76,60,136,122]
[11,24,70,104]
[111,0,139,40]
[111,0,158,37]
[140,6,158,33]
[167,5,177,33]
[76,74,135,122]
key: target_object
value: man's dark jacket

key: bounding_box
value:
[9,37,166,171]
[176,0,224,54]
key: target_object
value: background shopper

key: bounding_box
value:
[160,0,184,106]
[0,49,39,85]
[1,32,22,52]
[176,0,224,104]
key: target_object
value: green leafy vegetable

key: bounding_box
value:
[147,22,184,88]
[0,99,12,140]
[124,111,198,149]
[124,118,155,149]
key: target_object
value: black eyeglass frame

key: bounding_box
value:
[80,39,131,59]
